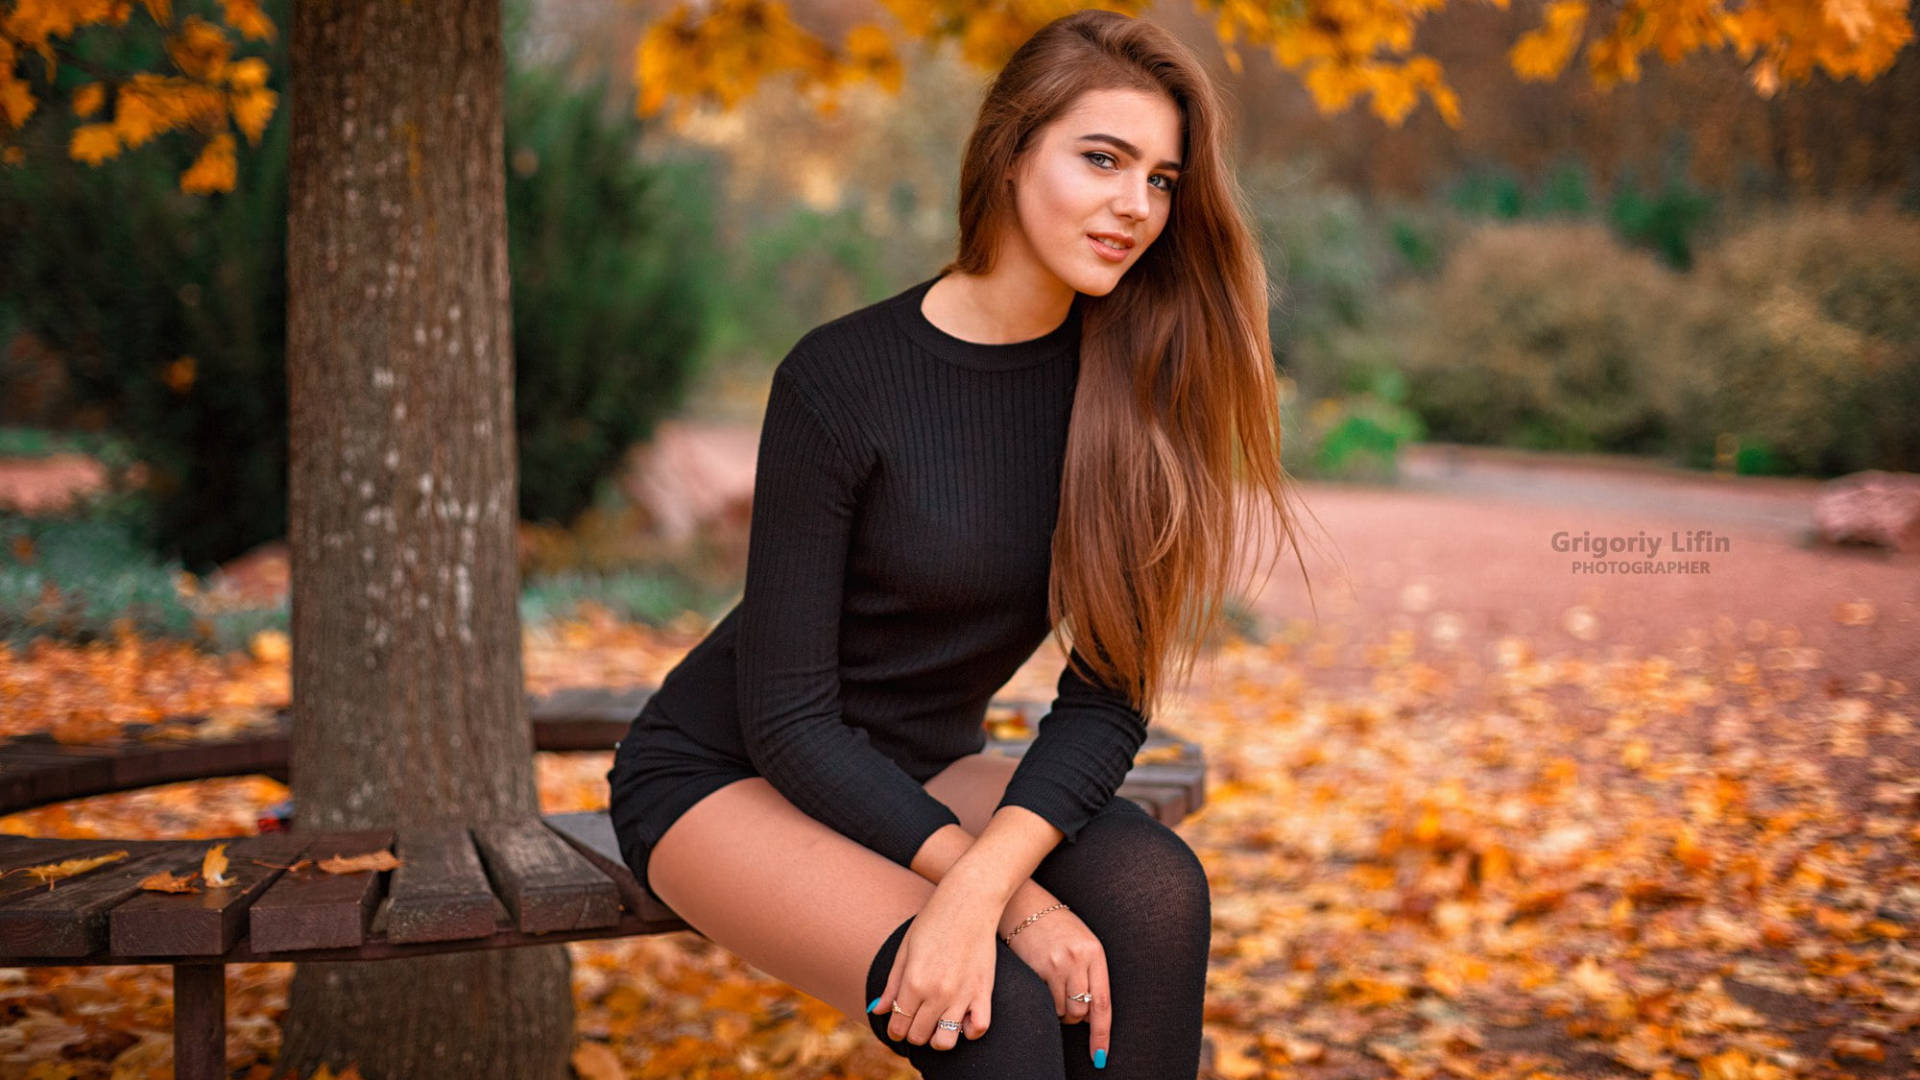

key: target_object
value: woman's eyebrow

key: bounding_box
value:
[1078,133,1183,172]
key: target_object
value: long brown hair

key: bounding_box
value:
[941,8,1323,718]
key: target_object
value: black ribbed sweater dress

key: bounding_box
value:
[609,273,1150,874]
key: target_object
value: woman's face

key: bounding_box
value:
[1003,86,1184,297]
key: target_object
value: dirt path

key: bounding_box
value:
[1229,442,1919,814]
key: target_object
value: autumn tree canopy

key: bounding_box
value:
[2,0,1914,195]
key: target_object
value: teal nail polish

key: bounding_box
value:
[868,997,882,1013]
[1095,1048,1107,1069]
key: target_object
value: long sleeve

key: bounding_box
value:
[994,645,1150,845]
[734,358,963,870]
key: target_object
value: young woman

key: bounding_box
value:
[606,9,1312,1077]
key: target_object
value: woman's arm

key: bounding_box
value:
[910,819,1080,936]
[735,353,968,873]
[945,646,1150,902]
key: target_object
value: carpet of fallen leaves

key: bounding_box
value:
[2,598,1917,1079]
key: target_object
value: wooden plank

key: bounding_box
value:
[1117,783,1189,824]
[1126,761,1206,816]
[0,744,123,808]
[470,817,621,935]
[107,739,290,793]
[529,685,653,725]
[532,718,636,754]
[0,840,208,957]
[109,832,312,957]
[0,837,128,906]
[540,812,684,927]
[381,825,498,944]
[247,829,394,954]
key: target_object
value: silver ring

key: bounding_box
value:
[1069,992,1094,1003]
[937,1018,961,1031]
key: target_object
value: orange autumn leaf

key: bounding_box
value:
[201,841,233,886]
[1,850,130,889]
[317,850,401,874]
[139,868,200,893]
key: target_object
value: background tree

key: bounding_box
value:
[272,0,579,1075]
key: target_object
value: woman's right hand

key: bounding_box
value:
[1001,903,1113,1068]
[868,876,1003,1051]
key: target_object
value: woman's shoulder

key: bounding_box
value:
[782,282,919,374]
[774,282,920,404]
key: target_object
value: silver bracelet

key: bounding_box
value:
[1001,901,1069,945]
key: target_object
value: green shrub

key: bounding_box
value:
[1396,221,1680,453]
[0,505,200,649]
[1242,170,1419,403]
[519,567,730,629]
[504,61,714,527]
[1442,151,1716,270]
[1649,204,1920,474]
[0,0,716,570]
[1286,394,1426,483]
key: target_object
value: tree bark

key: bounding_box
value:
[279,0,571,1076]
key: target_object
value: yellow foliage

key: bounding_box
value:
[630,0,1911,136]
[1511,0,1588,79]
[219,0,272,41]
[67,119,116,163]
[1,0,1913,193]
[69,77,100,115]
[179,129,233,193]
[2,0,277,191]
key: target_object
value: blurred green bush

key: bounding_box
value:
[1396,221,1679,454]
[0,0,717,571]
[1651,205,1920,474]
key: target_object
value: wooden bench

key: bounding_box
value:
[0,687,1208,1080]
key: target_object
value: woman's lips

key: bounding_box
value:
[1088,234,1130,263]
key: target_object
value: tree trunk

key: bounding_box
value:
[278,0,571,1076]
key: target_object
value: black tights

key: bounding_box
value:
[863,796,1211,1078]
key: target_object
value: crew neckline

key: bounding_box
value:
[890,273,1082,371]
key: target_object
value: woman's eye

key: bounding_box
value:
[1085,151,1176,193]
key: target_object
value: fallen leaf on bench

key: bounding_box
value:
[202,841,233,886]
[0,849,129,889]
[139,868,200,893]
[318,849,401,874]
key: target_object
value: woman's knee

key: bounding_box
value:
[1043,801,1212,938]
[865,915,1065,1071]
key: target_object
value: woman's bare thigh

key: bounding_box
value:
[920,750,1021,836]
[643,752,1021,1019]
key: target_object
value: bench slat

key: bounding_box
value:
[1118,784,1190,821]
[109,832,313,956]
[0,744,126,807]
[382,825,498,944]
[470,817,622,935]
[541,812,686,929]
[0,837,132,906]
[247,830,395,953]
[0,840,209,957]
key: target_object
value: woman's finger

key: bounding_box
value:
[1087,950,1114,1069]
[966,995,991,1041]
[1064,964,1093,1024]
[928,997,968,1051]
[868,958,905,1038]
[909,996,949,1047]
